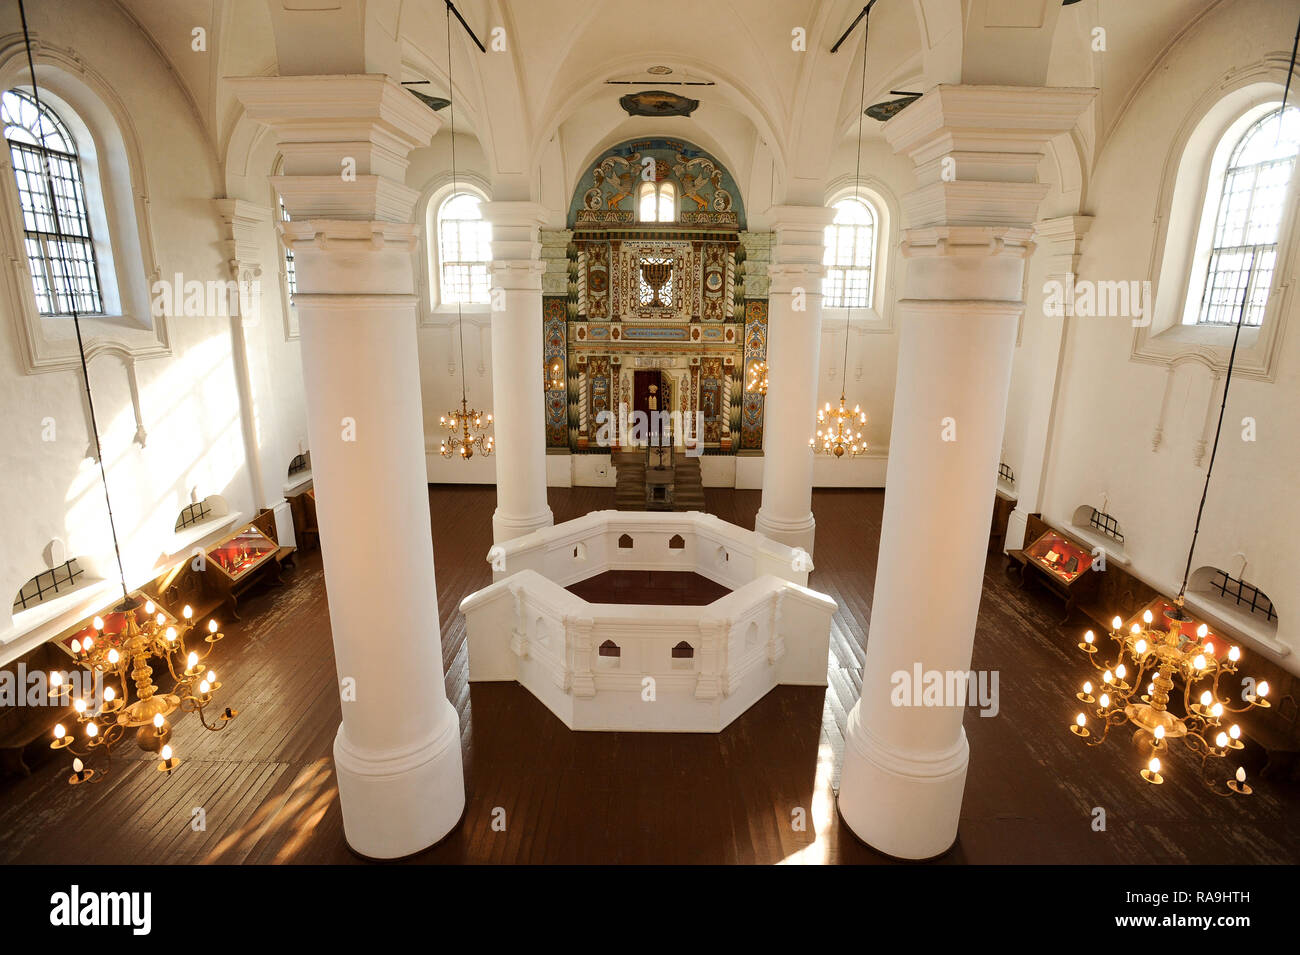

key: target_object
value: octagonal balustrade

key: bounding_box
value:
[459,511,834,732]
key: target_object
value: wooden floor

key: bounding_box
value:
[1,484,1296,864]
[566,570,730,606]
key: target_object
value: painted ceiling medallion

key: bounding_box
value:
[647,65,673,75]
[619,90,699,117]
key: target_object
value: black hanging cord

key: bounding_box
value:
[835,7,872,401]
[445,2,469,405]
[1177,15,1300,601]
[18,0,129,604]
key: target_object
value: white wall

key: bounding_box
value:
[0,0,307,657]
[1005,0,1300,671]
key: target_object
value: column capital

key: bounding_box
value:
[228,74,439,170]
[1034,214,1094,281]
[228,74,438,222]
[480,200,549,231]
[768,204,836,273]
[213,198,271,279]
[883,85,1096,183]
[483,201,546,278]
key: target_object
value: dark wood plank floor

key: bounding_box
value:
[566,570,731,606]
[1,484,1296,864]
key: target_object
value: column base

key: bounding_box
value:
[1005,507,1031,552]
[836,701,968,860]
[753,507,815,553]
[333,698,465,860]
[493,506,554,544]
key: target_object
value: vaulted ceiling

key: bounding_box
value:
[112,0,1226,211]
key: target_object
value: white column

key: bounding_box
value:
[231,75,464,859]
[482,201,553,543]
[754,206,835,553]
[837,86,1093,859]
[1005,215,1093,551]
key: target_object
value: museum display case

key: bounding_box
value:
[147,513,294,621]
[209,525,277,579]
[1025,530,1093,584]
[1015,528,1099,622]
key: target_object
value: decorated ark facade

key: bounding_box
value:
[541,138,770,454]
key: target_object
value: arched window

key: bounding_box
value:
[1193,106,1299,326]
[2,88,102,316]
[823,197,876,309]
[637,180,676,223]
[437,192,491,305]
[278,196,296,303]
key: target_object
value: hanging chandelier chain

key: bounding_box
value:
[18,0,128,604]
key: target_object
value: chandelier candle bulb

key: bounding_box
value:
[92,616,103,632]
[1141,757,1164,784]
[1071,713,1089,737]
[1228,646,1241,662]
[144,600,155,614]
[1216,731,1229,748]
[69,756,90,785]
[157,744,179,774]
[1143,610,1154,624]
[1079,630,1096,652]
[1111,616,1123,632]
[1077,681,1095,703]
[1229,766,1252,795]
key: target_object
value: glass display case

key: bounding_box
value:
[1024,531,1092,584]
[208,526,277,581]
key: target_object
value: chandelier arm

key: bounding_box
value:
[1221,699,1259,715]
[1085,707,1128,746]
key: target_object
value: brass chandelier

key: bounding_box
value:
[439,398,494,459]
[51,599,236,783]
[811,396,867,458]
[1070,603,1267,794]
